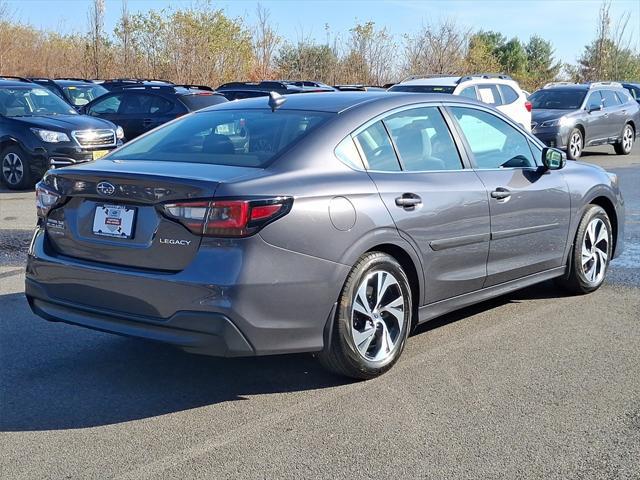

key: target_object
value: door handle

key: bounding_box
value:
[395,193,422,209]
[490,188,512,200]
[142,118,153,126]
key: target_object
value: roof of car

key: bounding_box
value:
[205,91,481,114]
[0,79,37,88]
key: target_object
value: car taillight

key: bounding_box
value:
[35,184,61,219]
[525,101,532,112]
[162,197,293,237]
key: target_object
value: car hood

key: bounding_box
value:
[531,109,576,123]
[10,114,116,131]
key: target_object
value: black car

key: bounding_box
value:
[28,78,109,110]
[0,78,123,189]
[216,80,334,101]
[530,82,640,159]
[80,83,227,140]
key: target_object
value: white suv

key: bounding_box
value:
[389,74,532,131]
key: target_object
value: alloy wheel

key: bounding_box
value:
[581,218,609,284]
[622,125,634,152]
[351,270,405,362]
[1,152,24,185]
[569,131,582,158]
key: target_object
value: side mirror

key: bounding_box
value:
[588,103,603,113]
[542,147,566,170]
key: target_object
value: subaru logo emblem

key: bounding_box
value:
[96,181,116,196]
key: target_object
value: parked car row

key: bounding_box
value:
[1,73,639,189]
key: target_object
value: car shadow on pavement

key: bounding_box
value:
[0,292,352,432]
[1,281,565,432]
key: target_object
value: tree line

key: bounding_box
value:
[0,0,637,91]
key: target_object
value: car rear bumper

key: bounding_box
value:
[26,282,254,356]
[25,228,349,356]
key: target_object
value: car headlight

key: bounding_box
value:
[540,117,574,129]
[31,128,70,143]
[115,126,125,140]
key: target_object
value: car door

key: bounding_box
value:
[85,92,126,130]
[583,91,607,143]
[353,106,491,305]
[600,89,625,140]
[447,105,570,287]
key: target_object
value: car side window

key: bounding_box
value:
[354,121,401,171]
[601,90,621,108]
[498,85,519,104]
[476,84,502,105]
[450,106,535,169]
[335,136,365,170]
[383,107,463,171]
[459,86,477,99]
[119,94,173,115]
[586,91,602,111]
[88,94,123,115]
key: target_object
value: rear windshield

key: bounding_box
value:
[529,89,587,110]
[389,85,456,94]
[179,92,228,111]
[111,109,332,167]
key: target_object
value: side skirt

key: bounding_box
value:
[417,266,566,324]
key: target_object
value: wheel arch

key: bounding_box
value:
[590,195,618,256]
[365,242,422,330]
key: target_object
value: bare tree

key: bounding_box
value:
[117,0,133,77]
[253,4,280,79]
[87,0,105,78]
[403,19,469,77]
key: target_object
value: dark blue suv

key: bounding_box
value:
[81,82,227,140]
[0,78,122,189]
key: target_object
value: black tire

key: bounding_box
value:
[1,145,33,190]
[556,205,612,295]
[319,252,413,380]
[566,128,583,160]
[614,123,634,155]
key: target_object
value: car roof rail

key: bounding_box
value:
[400,74,454,83]
[457,73,512,83]
[175,84,214,91]
[27,77,57,84]
[589,81,624,89]
[115,84,177,92]
[54,77,94,83]
[542,81,577,89]
[334,84,368,91]
[216,81,300,92]
[0,75,33,83]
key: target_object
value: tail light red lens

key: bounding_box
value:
[35,185,61,219]
[162,197,292,237]
[525,101,532,112]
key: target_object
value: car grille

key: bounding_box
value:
[72,129,116,148]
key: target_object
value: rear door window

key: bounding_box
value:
[383,107,463,171]
[179,93,227,111]
[601,90,621,108]
[354,121,401,171]
[477,84,502,105]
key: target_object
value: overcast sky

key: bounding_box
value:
[7,0,640,65]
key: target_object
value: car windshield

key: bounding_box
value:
[0,86,77,117]
[529,89,586,110]
[62,84,108,106]
[111,109,332,167]
[389,85,456,94]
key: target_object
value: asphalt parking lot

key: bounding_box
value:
[1,146,639,479]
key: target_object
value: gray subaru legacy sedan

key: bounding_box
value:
[26,92,625,379]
